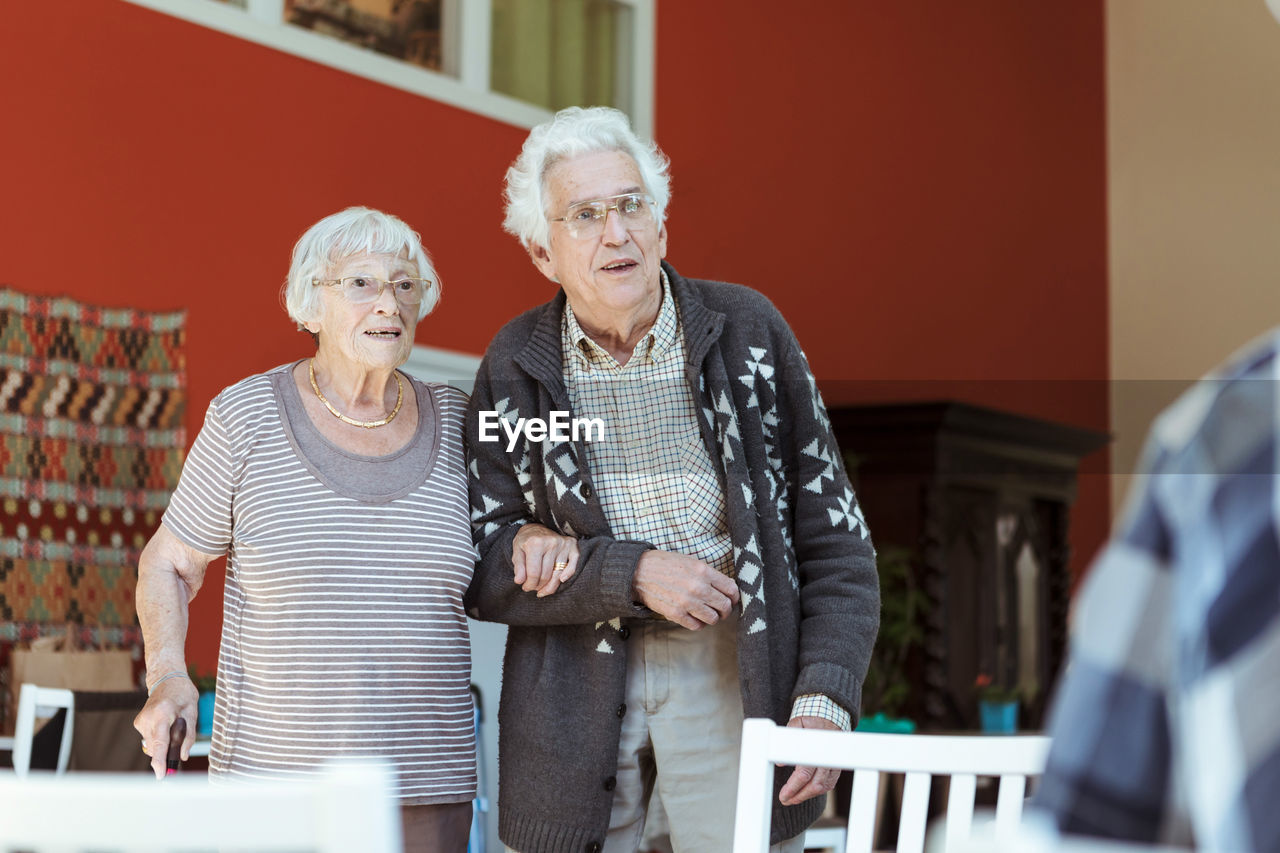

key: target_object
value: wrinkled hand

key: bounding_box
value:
[632,550,740,630]
[133,677,199,779]
[778,716,842,805]
[512,523,579,597]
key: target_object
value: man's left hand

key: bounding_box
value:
[777,715,842,806]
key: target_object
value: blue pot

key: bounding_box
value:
[979,700,1018,733]
[197,690,216,737]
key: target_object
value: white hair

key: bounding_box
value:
[502,106,671,250]
[282,206,441,327]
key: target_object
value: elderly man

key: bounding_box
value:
[465,106,880,853]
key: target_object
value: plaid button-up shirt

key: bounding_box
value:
[562,274,734,577]
[562,273,849,731]
[1033,331,1280,850]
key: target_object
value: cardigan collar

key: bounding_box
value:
[512,261,726,394]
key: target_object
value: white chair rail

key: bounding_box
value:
[733,717,1051,853]
[11,683,75,776]
[0,760,401,852]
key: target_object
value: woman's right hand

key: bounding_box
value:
[133,676,199,779]
[511,522,579,597]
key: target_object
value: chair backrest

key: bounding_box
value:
[65,688,151,772]
[0,761,402,852]
[11,683,75,776]
[732,718,1050,853]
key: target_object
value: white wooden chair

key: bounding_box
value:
[11,682,75,776]
[946,812,1191,853]
[733,718,1050,853]
[0,760,401,852]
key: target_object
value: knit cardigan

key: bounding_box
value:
[464,263,880,852]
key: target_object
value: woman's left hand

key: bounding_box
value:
[511,523,579,597]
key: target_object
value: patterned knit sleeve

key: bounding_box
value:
[160,396,235,556]
[463,353,653,626]
[777,336,880,720]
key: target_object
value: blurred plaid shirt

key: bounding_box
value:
[1033,331,1280,851]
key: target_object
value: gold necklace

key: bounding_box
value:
[308,359,403,429]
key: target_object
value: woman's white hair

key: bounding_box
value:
[282,206,441,328]
[502,106,671,250]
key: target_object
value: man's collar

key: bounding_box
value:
[563,270,678,364]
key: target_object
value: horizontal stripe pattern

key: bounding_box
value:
[0,476,176,509]
[163,367,476,804]
[0,288,187,331]
[0,413,184,447]
[0,354,184,389]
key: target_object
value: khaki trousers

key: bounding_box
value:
[607,612,804,853]
[506,613,804,853]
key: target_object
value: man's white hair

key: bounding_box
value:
[502,106,671,250]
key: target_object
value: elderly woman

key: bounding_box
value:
[133,207,476,851]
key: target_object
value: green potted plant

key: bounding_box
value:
[858,545,921,733]
[188,664,217,737]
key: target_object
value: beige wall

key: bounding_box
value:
[1108,0,1280,508]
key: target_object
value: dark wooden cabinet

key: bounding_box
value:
[829,402,1107,731]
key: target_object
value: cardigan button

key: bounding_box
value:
[581,484,593,499]
[618,626,631,640]
[603,775,617,791]
[616,703,627,718]
[586,843,602,853]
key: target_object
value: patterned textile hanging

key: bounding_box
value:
[0,286,186,645]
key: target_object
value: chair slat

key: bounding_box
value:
[944,773,978,851]
[994,774,1027,840]
[733,718,779,853]
[897,771,932,853]
[846,767,881,853]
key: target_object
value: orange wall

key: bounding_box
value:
[0,1,1107,670]
[1,0,534,667]
[660,0,1111,594]
[656,4,1108,390]
[654,1,1110,593]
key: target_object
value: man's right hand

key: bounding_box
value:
[632,550,741,630]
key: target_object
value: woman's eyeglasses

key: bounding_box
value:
[312,276,432,306]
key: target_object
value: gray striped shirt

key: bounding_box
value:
[163,362,477,803]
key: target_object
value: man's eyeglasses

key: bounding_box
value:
[549,193,656,240]
[312,276,432,306]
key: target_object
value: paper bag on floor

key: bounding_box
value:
[7,628,136,731]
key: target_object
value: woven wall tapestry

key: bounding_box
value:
[0,286,186,646]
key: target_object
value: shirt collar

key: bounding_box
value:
[562,269,678,366]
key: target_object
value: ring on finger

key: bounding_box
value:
[553,561,569,572]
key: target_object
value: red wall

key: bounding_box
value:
[0,1,1108,671]
[652,2,1111,591]
[1,0,534,668]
